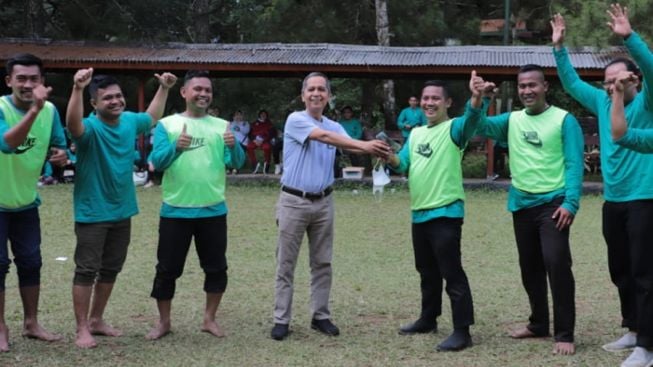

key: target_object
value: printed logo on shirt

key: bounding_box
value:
[185,137,206,151]
[416,143,433,158]
[14,137,37,154]
[522,131,542,147]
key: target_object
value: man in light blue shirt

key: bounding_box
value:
[271,72,391,341]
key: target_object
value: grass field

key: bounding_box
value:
[0,184,627,366]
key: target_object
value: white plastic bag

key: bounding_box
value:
[372,160,391,201]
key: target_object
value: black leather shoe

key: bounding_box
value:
[311,318,340,336]
[436,330,472,352]
[271,323,289,340]
[398,319,437,335]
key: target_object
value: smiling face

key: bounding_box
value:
[181,76,213,114]
[408,96,418,108]
[420,86,451,124]
[517,70,548,114]
[301,75,330,119]
[5,64,43,109]
[91,84,126,123]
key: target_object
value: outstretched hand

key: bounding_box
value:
[607,3,632,37]
[155,72,178,90]
[550,13,566,48]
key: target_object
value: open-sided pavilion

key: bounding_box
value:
[0,38,624,176]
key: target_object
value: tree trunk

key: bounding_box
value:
[25,0,47,38]
[375,0,396,130]
[189,0,211,43]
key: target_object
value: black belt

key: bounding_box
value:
[282,185,333,200]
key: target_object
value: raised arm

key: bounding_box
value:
[608,4,653,103]
[610,70,637,141]
[452,70,496,146]
[66,68,93,138]
[2,84,52,149]
[145,72,177,124]
[551,13,603,114]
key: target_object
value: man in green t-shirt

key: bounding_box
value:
[478,64,584,356]
[145,70,244,341]
[552,6,653,365]
[0,53,67,351]
[65,68,177,348]
[387,71,491,352]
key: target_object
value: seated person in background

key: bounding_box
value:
[247,109,274,173]
[336,106,365,170]
[272,119,284,175]
[231,110,249,174]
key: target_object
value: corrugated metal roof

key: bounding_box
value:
[0,38,626,70]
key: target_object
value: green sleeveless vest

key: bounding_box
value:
[408,119,465,210]
[508,106,567,193]
[160,114,228,207]
[0,97,55,209]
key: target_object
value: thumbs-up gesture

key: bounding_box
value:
[223,122,235,148]
[176,123,192,152]
[155,72,177,90]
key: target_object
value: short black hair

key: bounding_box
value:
[6,53,43,75]
[422,80,450,99]
[518,64,545,77]
[184,70,211,84]
[341,105,353,113]
[89,74,120,99]
[605,57,640,75]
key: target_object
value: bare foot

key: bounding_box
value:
[22,323,62,342]
[553,342,575,355]
[509,327,545,339]
[0,324,9,352]
[145,321,171,340]
[89,319,123,337]
[75,327,98,349]
[201,320,226,338]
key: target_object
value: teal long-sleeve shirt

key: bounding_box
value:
[150,122,245,218]
[554,32,653,202]
[397,107,427,139]
[393,100,483,223]
[478,108,584,215]
[617,128,653,152]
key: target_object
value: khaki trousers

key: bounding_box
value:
[273,191,334,324]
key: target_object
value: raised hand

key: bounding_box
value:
[607,3,632,37]
[176,123,192,152]
[31,84,52,111]
[613,70,638,93]
[155,72,178,90]
[73,68,93,90]
[469,70,483,96]
[223,122,235,148]
[550,13,566,48]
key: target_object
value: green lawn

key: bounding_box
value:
[0,185,626,366]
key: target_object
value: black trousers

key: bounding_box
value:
[512,199,575,343]
[411,217,474,329]
[603,200,653,348]
[151,215,228,300]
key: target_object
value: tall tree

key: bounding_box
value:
[375,0,396,129]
